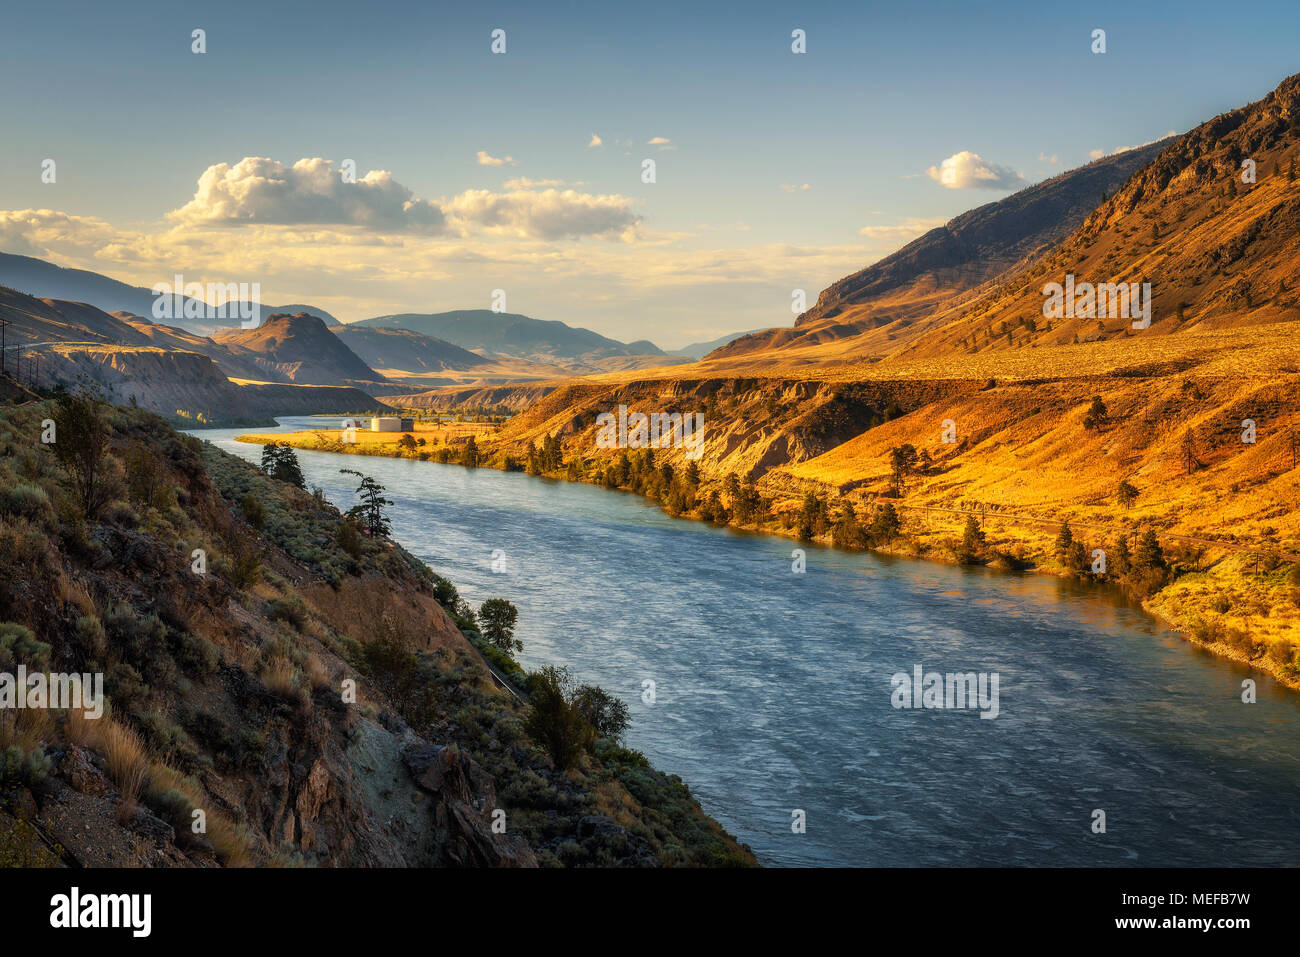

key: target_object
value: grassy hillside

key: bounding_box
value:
[0,396,754,867]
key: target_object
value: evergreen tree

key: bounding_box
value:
[1133,530,1166,570]
[339,469,392,537]
[1055,522,1074,557]
[1083,396,1109,430]
[871,503,901,543]
[261,442,306,486]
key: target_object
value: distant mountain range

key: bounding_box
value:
[352,311,674,366]
[0,252,687,375]
[332,325,489,373]
[672,328,773,360]
[0,252,341,335]
[0,287,383,422]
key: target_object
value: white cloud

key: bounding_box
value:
[0,203,873,340]
[0,209,126,259]
[588,133,603,148]
[503,177,568,189]
[476,150,517,167]
[1089,131,1176,161]
[926,150,1025,190]
[858,216,947,244]
[647,137,671,145]
[779,183,812,192]
[1039,152,1060,165]
[167,157,445,230]
[161,158,641,241]
[443,188,641,240]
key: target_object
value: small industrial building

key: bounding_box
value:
[371,416,415,432]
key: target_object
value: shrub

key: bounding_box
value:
[1,482,51,521]
[0,623,51,671]
[240,495,266,531]
[169,629,218,679]
[269,597,308,631]
[50,391,116,518]
[69,615,107,670]
[524,666,595,771]
[572,684,631,744]
[227,539,263,589]
[335,520,363,561]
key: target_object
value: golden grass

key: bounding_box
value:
[302,653,330,691]
[101,721,149,787]
[0,709,53,753]
[259,655,300,699]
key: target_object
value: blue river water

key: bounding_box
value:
[195,417,1300,866]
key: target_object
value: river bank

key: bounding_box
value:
[236,424,1300,696]
[205,419,1300,866]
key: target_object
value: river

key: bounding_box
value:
[194,417,1300,867]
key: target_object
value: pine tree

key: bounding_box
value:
[1055,522,1074,557]
[261,442,306,488]
[339,469,392,537]
[1133,530,1166,571]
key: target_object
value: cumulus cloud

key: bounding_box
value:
[0,209,126,258]
[0,202,873,340]
[476,150,517,167]
[161,158,642,242]
[1039,152,1060,165]
[588,133,603,148]
[779,183,812,192]
[167,157,446,230]
[926,150,1025,190]
[858,216,947,243]
[503,177,569,189]
[1089,131,1177,160]
[647,137,671,146]
[443,188,640,240]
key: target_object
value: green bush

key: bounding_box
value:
[0,623,51,671]
[1,482,51,521]
[524,666,595,771]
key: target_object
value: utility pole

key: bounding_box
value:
[0,317,7,379]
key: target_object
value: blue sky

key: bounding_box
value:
[1,0,1297,346]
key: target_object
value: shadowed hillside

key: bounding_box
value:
[0,399,755,867]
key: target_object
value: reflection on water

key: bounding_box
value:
[195,418,1300,866]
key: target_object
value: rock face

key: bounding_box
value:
[401,744,537,867]
[32,344,386,424]
[494,375,978,482]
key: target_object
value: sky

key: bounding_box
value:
[1,0,1298,349]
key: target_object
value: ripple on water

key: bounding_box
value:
[192,420,1300,867]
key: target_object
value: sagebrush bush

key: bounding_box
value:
[1,482,51,522]
[0,622,51,671]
